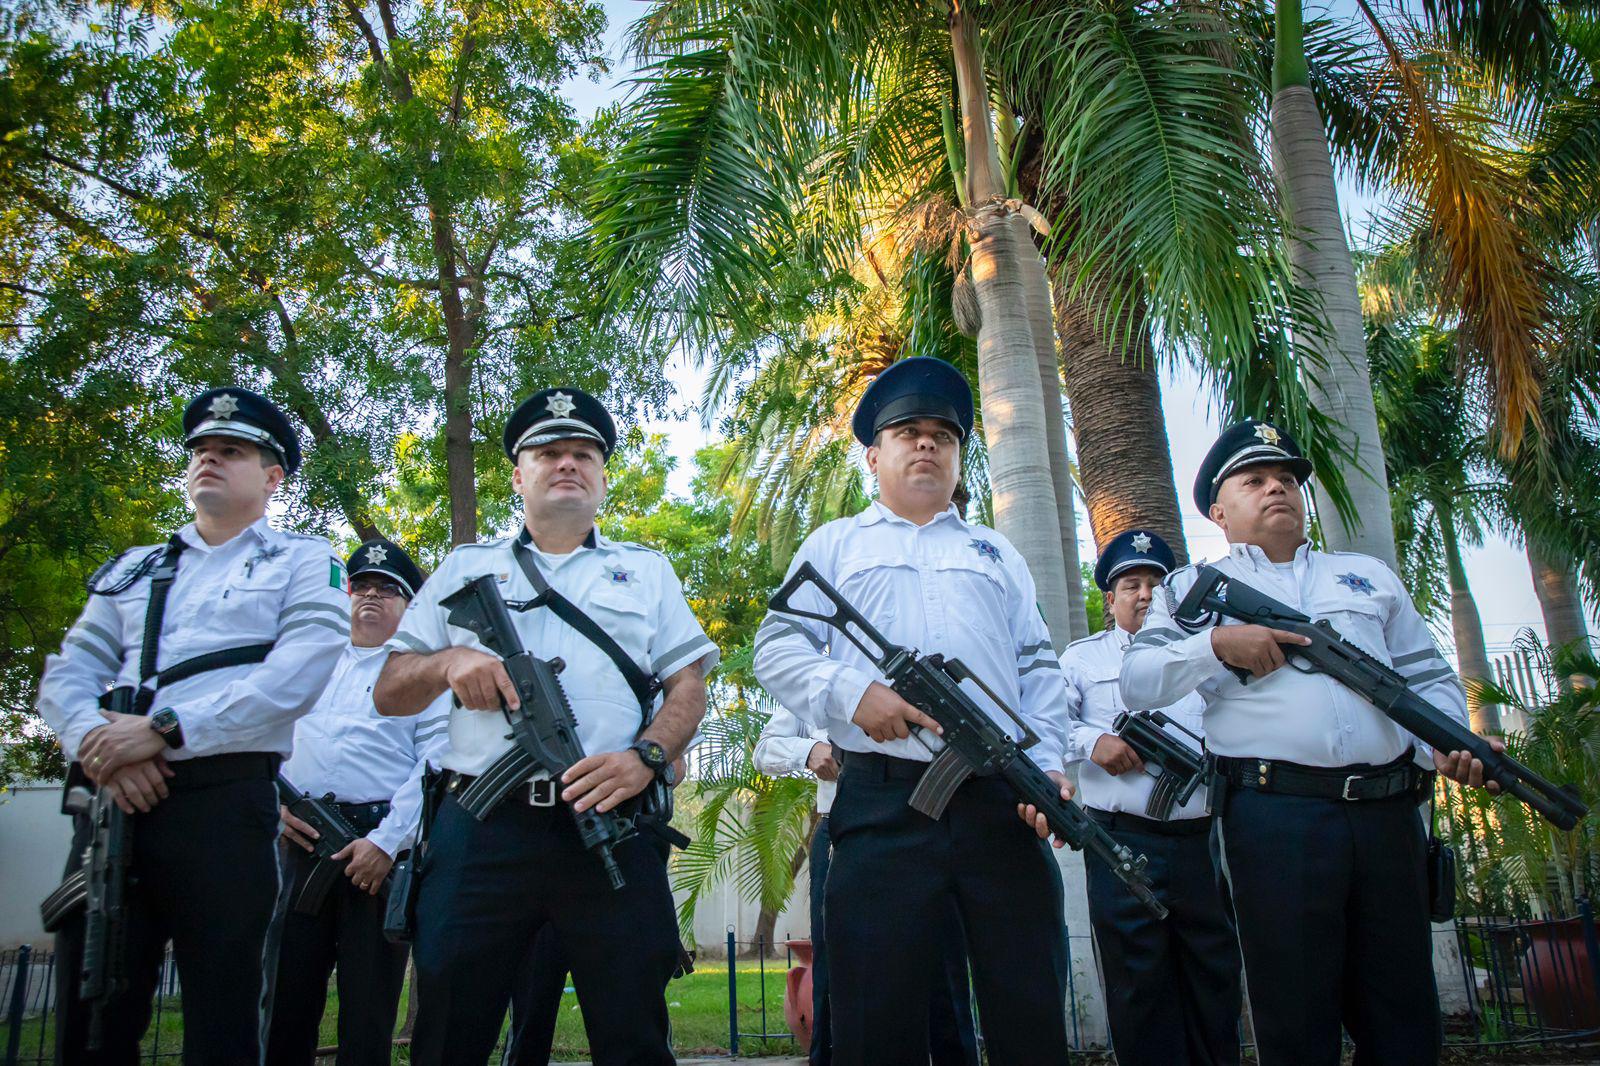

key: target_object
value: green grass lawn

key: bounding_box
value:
[7,962,801,1062]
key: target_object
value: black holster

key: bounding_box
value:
[383,767,443,944]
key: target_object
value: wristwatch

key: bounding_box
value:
[150,707,185,750]
[630,739,669,777]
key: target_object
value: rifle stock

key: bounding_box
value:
[769,562,1167,918]
[1175,565,1589,831]
[275,774,378,914]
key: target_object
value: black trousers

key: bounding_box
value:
[825,763,1070,1066]
[808,815,978,1066]
[503,924,568,1066]
[409,795,679,1066]
[52,765,281,1066]
[1084,813,1240,1066]
[264,840,410,1066]
[1217,787,1441,1066]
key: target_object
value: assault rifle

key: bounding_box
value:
[441,575,632,890]
[276,774,381,914]
[769,562,1166,918]
[1111,710,1209,820]
[39,692,137,1051]
[1174,564,1589,831]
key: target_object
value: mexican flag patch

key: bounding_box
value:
[331,560,349,592]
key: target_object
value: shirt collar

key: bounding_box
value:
[175,515,272,553]
[1226,538,1311,571]
[858,498,965,529]
[515,524,600,553]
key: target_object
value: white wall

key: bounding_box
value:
[0,783,75,948]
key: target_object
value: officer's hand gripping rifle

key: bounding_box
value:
[769,562,1167,918]
[1111,710,1209,820]
[441,575,632,890]
[276,774,384,914]
[1175,564,1589,831]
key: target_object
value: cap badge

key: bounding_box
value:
[209,393,240,420]
[607,567,632,584]
[545,392,577,418]
[363,544,389,566]
[1131,532,1153,554]
[1253,423,1280,445]
[969,539,1001,562]
[1337,572,1376,596]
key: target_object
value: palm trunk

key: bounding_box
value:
[1438,500,1498,733]
[1528,539,1590,655]
[1271,0,1398,570]
[949,3,1073,644]
[1050,265,1188,564]
[1015,218,1089,640]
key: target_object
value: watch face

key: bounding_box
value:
[638,740,667,768]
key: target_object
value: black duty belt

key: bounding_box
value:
[444,770,559,808]
[1214,753,1431,803]
[65,752,280,794]
[840,750,933,783]
[1086,807,1212,837]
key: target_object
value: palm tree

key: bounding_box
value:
[589,0,1079,641]
[1364,254,1501,731]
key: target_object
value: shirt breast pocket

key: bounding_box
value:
[208,568,293,637]
[586,587,651,666]
[932,555,1010,631]
[1308,594,1391,666]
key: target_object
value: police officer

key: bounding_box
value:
[1120,419,1500,1066]
[753,357,1076,1066]
[1062,528,1240,1066]
[36,387,350,1064]
[373,387,718,1066]
[266,538,450,1066]
[753,711,980,1066]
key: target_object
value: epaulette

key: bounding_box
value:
[455,537,511,551]
[1065,633,1102,650]
[86,545,164,597]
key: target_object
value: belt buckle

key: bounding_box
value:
[528,778,557,807]
[1341,774,1362,801]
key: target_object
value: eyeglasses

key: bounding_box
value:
[351,581,406,600]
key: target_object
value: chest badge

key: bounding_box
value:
[968,539,1001,563]
[1336,572,1375,596]
[607,567,633,585]
[244,544,287,578]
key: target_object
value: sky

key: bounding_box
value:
[562,0,1564,663]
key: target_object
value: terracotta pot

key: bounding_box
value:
[1521,918,1600,1030]
[784,938,815,1052]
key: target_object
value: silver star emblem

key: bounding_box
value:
[1131,532,1153,554]
[363,545,389,566]
[209,393,240,420]
[545,392,577,418]
[1253,423,1280,445]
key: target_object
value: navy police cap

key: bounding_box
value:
[1093,529,1177,591]
[1193,418,1314,514]
[183,387,301,474]
[346,538,425,599]
[852,357,974,447]
[503,387,617,461]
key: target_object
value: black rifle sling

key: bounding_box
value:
[512,529,660,716]
[132,537,188,717]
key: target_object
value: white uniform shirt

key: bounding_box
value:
[753,709,836,814]
[37,517,350,761]
[1120,542,1468,769]
[282,644,452,857]
[753,500,1069,771]
[386,528,719,775]
[1061,625,1208,819]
